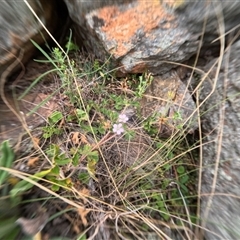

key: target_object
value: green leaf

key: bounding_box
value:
[65,41,79,52]
[87,159,98,182]
[77,234,87,240]
[10,169,51,198]
[0,141,15,185]
[78,173,90,184]
[177,166,185,174]
[173,111,182,120]
[51,184,60,192]
[46,144,60,158]
[99,71,105,78]
[156,142,163,149]
[88,151,99,162]
[156,200,164,208]
[49,111,63,124]
[179,175,189,184]
[163,163,171,171]
[0,216,19,239]
[72,152,80,166]
[76,109,88,122]
[50,165,60,175]
[48,178,72,192]
[81,145,92,156]
[55,155,71,166]
[179,183,189,194]
[161,209,170,221]
[124,130,136,140]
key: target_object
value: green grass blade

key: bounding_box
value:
[0,141,15,185]
[30,39,61,70]
[18,68,57,100]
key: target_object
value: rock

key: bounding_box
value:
[176,0,240,39]
[0,0,58,77]
[64,0,240,75]
[141,72,197,137]
[63,0,134,25]
[198,39,240,239]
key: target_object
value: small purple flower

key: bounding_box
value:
[118,113,129,123]
[113,123,124,135]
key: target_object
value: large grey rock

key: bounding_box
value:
[64,0,240,75]
[198,40,240,239]
[0,0,57,77]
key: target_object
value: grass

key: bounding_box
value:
[0,35,202,240]
[2,2,230,239]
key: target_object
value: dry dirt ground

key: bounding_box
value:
[0,59,58,145]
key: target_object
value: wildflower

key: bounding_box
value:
[113,123,124,135]
[118,113,129,123]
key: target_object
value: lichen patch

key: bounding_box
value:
[97,0,175,57]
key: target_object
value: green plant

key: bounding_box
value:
[45,143,99,189]
[0,141,15,185]
[42,111,64,139]
[135,73,153,98]
[0,141,20,239]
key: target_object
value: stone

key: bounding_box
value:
[0,0,58,77]
[197,39,240,239]
[64,0,240,75]
[141,72,197,138]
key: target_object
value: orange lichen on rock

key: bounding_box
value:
[97,0,175,57]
